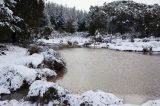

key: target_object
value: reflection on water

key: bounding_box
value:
[56,48,160,105]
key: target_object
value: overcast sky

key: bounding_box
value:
[46,0,160,11]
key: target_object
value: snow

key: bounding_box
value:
[27,80,123,106]
[0,36,160,105]
[1,79,160,106]
[0,99,159,106]
[0,86,10,95]
[27,80,68,97]
[107,38,160,52]
[142,100,160,106]
[38,31,91,47]
[0,45,57,95]
[27,53,44,68]
[36,68,57,79]
[39,36,90,46]
[1,86,160,106]
[0,65,24,93]
[64,90,123,106]
[38,32,160,52]
[0,100,34,106]
[27,80,160,106]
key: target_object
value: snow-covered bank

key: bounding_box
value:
[0,44,64,95]
[38,32,160,53]
[0,80,160,106]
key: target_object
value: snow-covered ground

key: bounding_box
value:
[107,38,160,52]
[38,32,160,53]
[38,32,91,48]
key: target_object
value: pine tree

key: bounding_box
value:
[45,2,87,33]
[0,0,24,43]
[13,0,46,28]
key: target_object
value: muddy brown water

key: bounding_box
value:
[1,48,160,105]
[55,48,160,105]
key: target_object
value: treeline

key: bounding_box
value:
[1,0,160,44]
[87,0,160,37]
[0,0,88,44]
[45,2,88,33]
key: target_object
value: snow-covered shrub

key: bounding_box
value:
[27,80,123,106]
[0,66,24,94]
[94,32,103,42]
[0,0,28,43]
[62,90,123,106]
[42,48,66,71]
[27,80,69,104]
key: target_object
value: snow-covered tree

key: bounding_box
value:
[87,0,160,37]
[0,0,24,43]
[45,2,87,33]
[0,0,47,44]
[13,0,46,27]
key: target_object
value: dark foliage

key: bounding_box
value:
[87,0,160,37]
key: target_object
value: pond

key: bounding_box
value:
[55,48,160,105]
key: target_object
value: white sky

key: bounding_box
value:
[46,0,160,11]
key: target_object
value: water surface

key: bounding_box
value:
[56,48,160,105]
